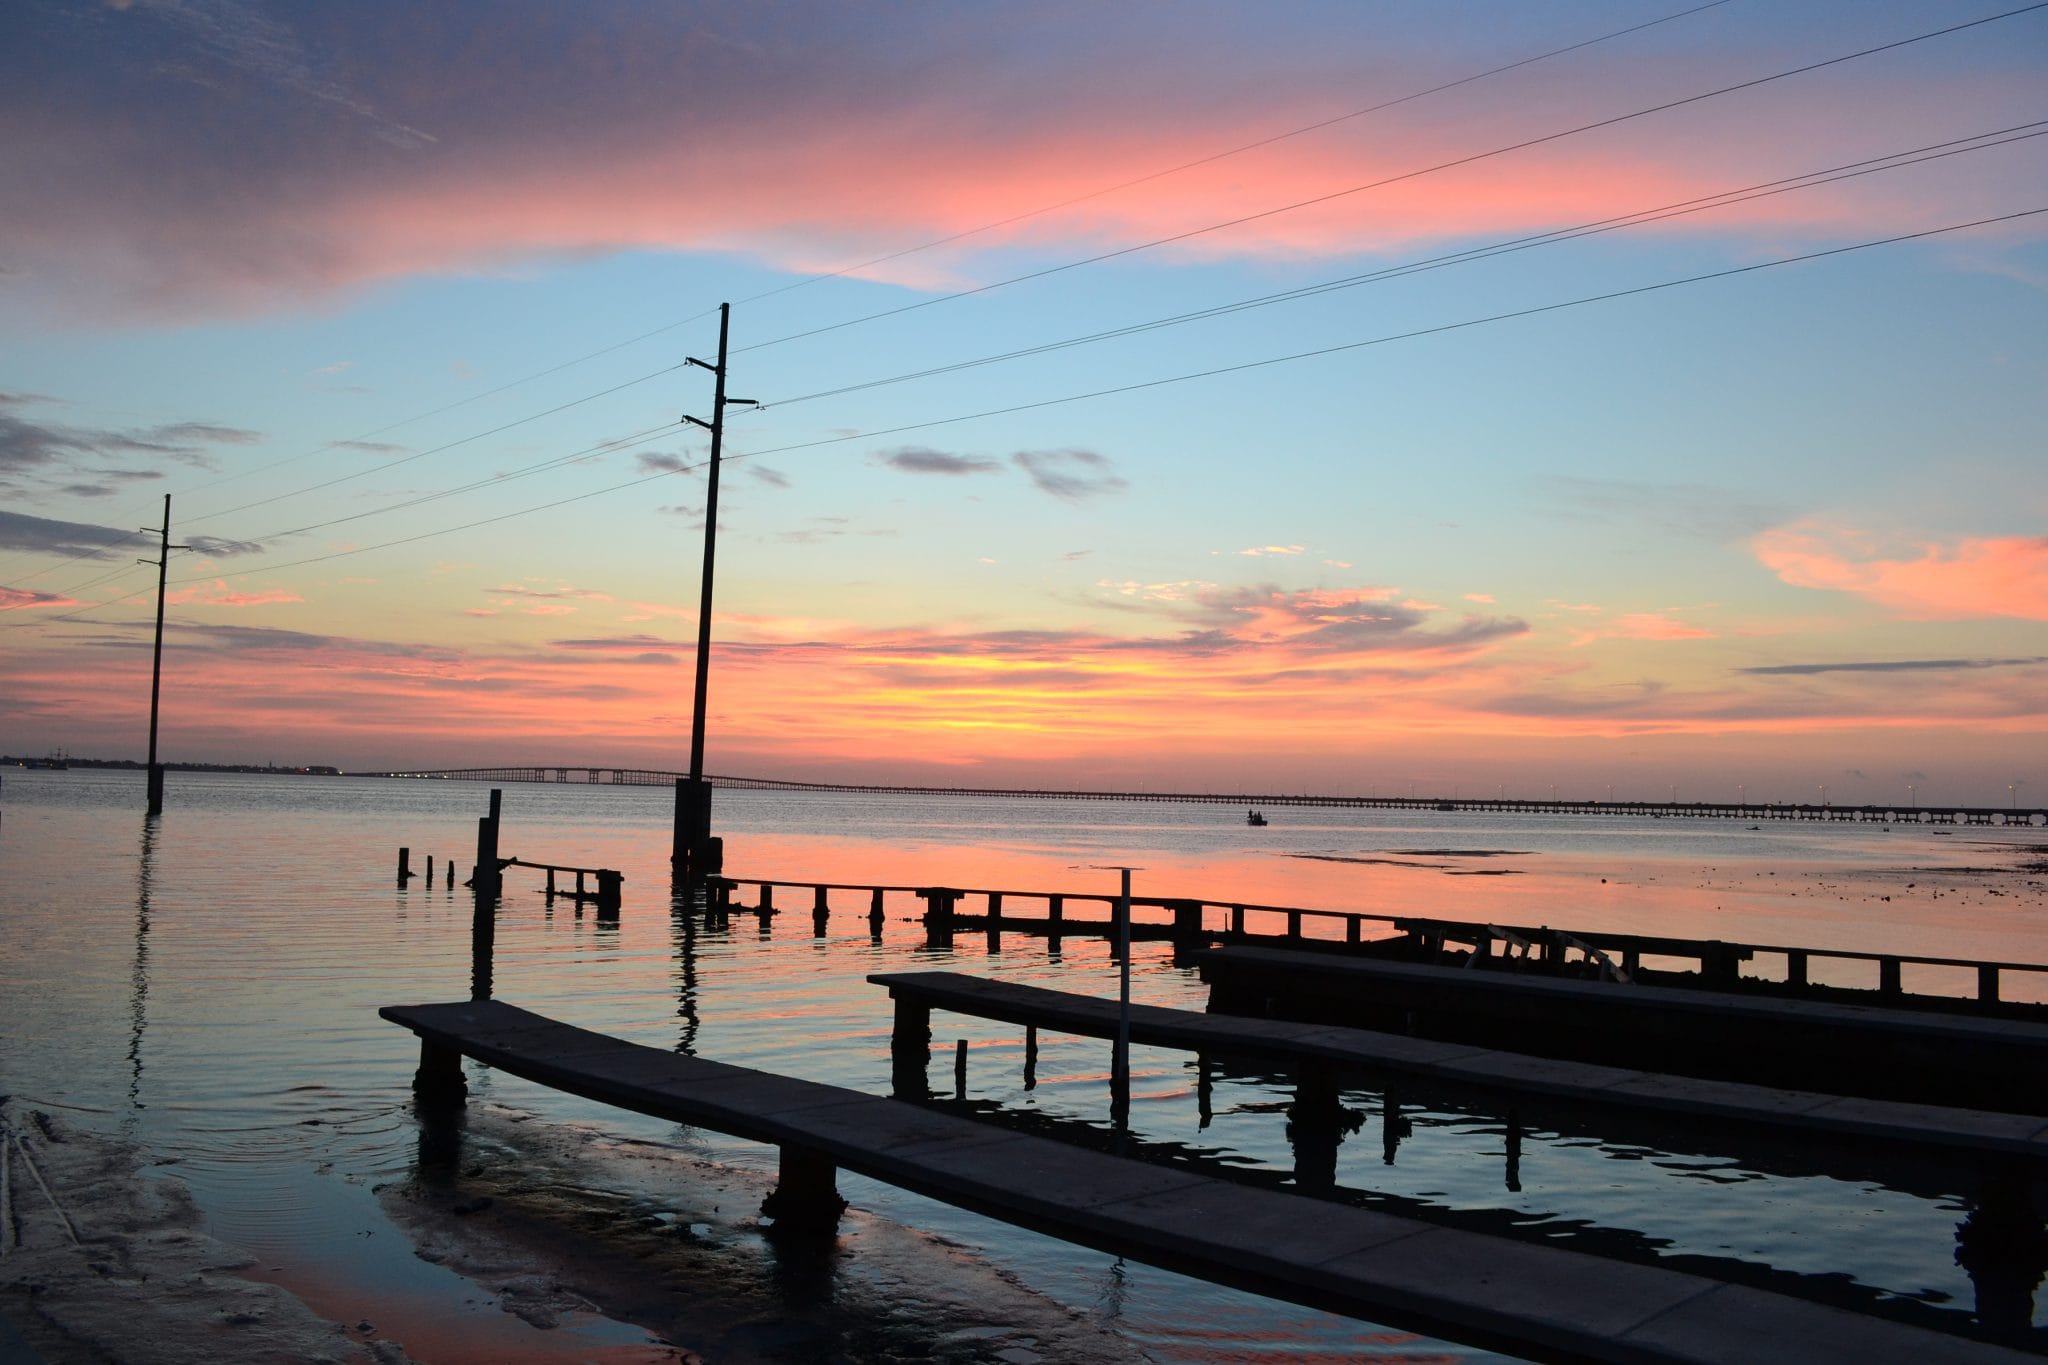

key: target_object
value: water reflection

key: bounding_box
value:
[670,881,702,1056]
[126,816,157,1128]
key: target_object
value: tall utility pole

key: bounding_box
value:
[673,303,756,880]
[143,494,188,815]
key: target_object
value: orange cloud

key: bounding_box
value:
[1752,522,2048,621]
[1570,613,1716,647]
[14,6,2038,322]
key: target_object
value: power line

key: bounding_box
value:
[736,2,2048,357]
[10,2,1734,587]
[183,363,692,526]
[107,204,2043,595]
[722,0,1738,308]
[757,120,2048,411]
[738,207,2048,459]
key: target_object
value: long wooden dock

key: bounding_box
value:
[1198,946,2048,1113]
[380,999,2034,1363]
[868,970,2048,1161]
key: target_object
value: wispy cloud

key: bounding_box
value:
[1013,449,1126,502]
[1753,522,2048,621]
[0,510,141,559]
[0,586,78,612]
[1741,656,2048,676]
[877,447,1002,476]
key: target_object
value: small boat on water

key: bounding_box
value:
[1246,809,1268,826]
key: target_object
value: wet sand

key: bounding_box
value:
[1,1098,1146,1365]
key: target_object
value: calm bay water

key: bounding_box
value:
[2,769,2044,1360]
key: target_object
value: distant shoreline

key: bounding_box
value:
[1,756,342,776]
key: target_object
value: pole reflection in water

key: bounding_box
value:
[125,816,157,1133]
[1505,1111,1523,1194]
[469,882,496,1003]
[671,881,702,1056]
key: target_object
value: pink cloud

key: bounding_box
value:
[165,582,303,608]
[1570,613,1717,646]
[1752,522,2048,621]
[10,7,2038,321]
[0,587,78,612]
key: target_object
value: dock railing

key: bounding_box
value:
[700,873,2048,1009]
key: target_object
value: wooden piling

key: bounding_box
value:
[596,870,622,916]
[954,1038,967,1097]
[426,854,434,884]
[890,997,931,1096]
[813,885,830,936]
[868,887,886,936]
[1880,957,1902,996]
[413,1038,468,1107]
[1024,1025,1037,1090]
[1980,964,2001,1003]
[397,847,413,883]
[759,1144,845,1235]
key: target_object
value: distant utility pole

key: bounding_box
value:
[142,494,188,815]
[674,303,757,881]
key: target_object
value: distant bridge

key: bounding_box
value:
[355,766,2048,827]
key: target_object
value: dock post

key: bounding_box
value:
[445,857,453,889]
[397,847,414,883]
[812,885,830,936]
[889,997,931,1097]
[985,891,1003,954]
[596,870,622,917]
[412,1038,468,1109]
[546,867,557,899]
[1980,964,2001,1003]
[868,888,886,937]
[1024,1025,1037,1090]
[759,1144,845,1236]
[759,883,776,916]
[1786,951,1808,988]
[919,888,956,949]
[1169,899,1202,944]
[954,1038,968,1097]
[474,814,501,900]
[426,854,434,884]
[1879,957,1902,996]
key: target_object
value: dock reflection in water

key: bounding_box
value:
[4,770,2045,1360]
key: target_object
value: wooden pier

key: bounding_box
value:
[1199,945,2048,1114]
[870,970,2048,1160]
[379,999,2036,1364]
[699,872,2048,1015]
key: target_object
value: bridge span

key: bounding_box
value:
[355,766,2048,827]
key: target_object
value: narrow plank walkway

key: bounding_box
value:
[868,971,2048,1158]
[381,999,2033,1364]
[1198,945,2048,1113]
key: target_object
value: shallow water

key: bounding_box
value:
[2,769,2044,1359]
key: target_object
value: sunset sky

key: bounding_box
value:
[3,0,2044,805]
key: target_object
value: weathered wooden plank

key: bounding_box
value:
[868,970,2048,1156]
[380,999,2035,1364]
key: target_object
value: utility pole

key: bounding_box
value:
[142,494,188,815]
[673,303,756,881]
